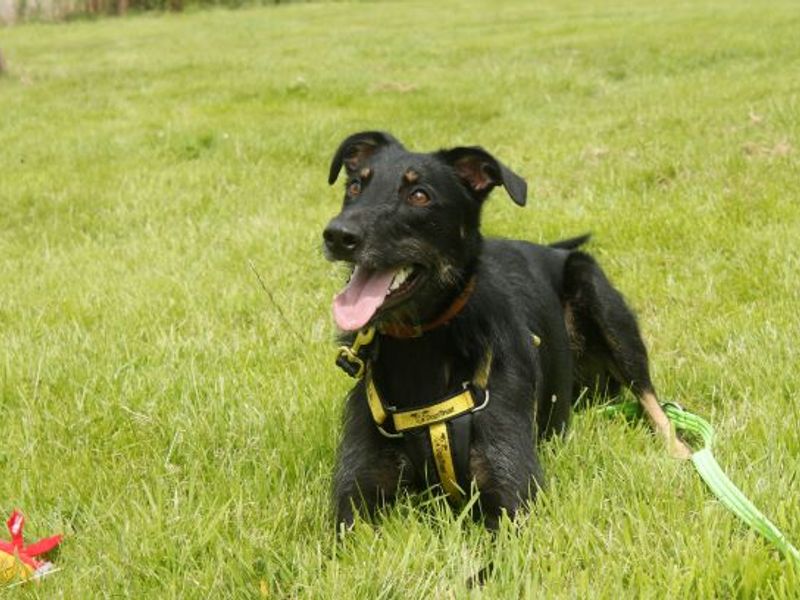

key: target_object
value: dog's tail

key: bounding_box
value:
[549,233,592,250]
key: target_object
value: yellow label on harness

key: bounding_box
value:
[392,391,475,432]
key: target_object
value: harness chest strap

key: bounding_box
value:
[428,422,461,500]
[365,351,492,501]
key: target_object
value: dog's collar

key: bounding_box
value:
[333,275,476,379]
[378,275,477,339]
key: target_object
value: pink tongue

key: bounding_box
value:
[333,266,395,331]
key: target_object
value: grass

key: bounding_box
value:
[1,0,799,596]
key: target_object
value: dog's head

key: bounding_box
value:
[323,131,527,332]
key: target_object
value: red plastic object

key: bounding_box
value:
[0,510,62,581]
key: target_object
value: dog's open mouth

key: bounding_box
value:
[333,264,422,331]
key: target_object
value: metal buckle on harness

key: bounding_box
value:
[373,402,403,439]
[335,327,376,380]
[335,346,366,379]
[376,423,404,439]
[465,381,490,413]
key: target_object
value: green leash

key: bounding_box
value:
[602,401,800,567]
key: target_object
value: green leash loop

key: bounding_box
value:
[602,401,800,567]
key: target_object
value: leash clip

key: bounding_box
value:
[335,327,376,380]
[335,347,366,379]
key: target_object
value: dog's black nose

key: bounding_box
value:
[323,220,362,259]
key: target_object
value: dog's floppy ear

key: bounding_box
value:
[437,146,527,206]
[328,131,402,185]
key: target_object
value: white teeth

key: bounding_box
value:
[388,266,413,292]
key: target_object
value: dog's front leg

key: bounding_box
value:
[333,460,403,531]
[332,390,408,531]
[470,419,544,530]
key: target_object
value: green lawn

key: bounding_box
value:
[1,0,799,596]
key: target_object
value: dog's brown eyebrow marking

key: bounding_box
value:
[403,169,419,184]
[359,167,372,180]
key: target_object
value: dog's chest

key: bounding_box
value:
[372,337,465,407]
[368,335,485,498]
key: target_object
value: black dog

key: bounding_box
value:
[323,131,690,530]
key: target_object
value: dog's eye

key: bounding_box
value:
[347,181,362,197]
[407,189,430,207]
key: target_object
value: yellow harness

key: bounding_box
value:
[336,327,492,501]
